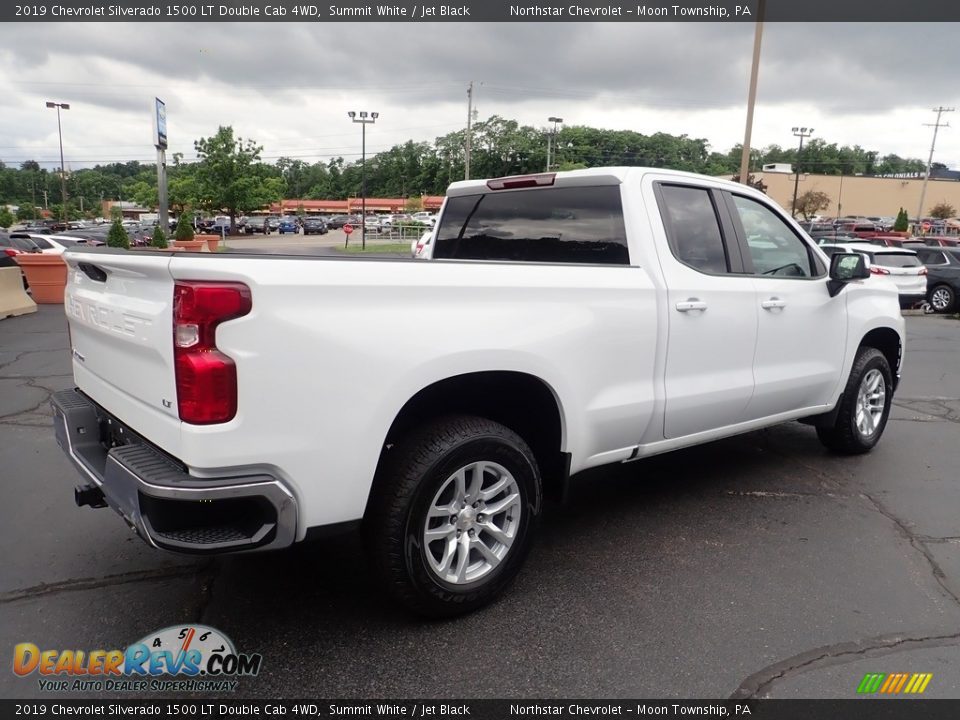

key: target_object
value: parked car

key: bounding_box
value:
[53,167,905,617]
[278,217,298,234]
[411,229,435,259]
[913,246,960,313]
[9,233,96,254]
[839,222,882,239]
[326,215,352,229]
[302,218,328,235]
[1,235,43,255]
[922,236,960,248]
[819,242,927,306]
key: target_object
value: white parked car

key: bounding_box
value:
[819,243,927,304]
[9,233,100,255]
[411,229,434,259]
[53,167,904,617]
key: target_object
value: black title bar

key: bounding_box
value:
[5,0,960,22]
[5,700,960,719]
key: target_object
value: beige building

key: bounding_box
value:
[733,171,960,221]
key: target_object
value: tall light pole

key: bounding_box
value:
[546,116,563,172]
[790,127,813,218]
[45,101,70,222]
[348,110,378,250]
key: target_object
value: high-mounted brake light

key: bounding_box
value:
[173,281,252,425]
[486,173,556,190]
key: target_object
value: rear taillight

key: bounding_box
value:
[919,267,928,275]
[870,267,890,275]
[173,281,252,425]
[3,248,20,257]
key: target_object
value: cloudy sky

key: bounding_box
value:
[1,22,959,172]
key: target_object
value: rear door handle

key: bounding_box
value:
[675,300,708,312]
[761,298,787,310]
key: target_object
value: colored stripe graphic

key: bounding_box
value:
[857,672,932,694]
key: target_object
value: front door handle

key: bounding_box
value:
[676,300,708,312]
[761,298,787,310]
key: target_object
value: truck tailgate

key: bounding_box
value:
[63,251,181,446]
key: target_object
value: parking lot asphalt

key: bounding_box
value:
[1,308,958,700]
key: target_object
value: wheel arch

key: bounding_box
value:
[859,326,902,391]
[368,371,568,511]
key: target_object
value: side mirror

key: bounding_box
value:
[827,252,870,297]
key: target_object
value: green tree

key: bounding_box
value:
[894,208,909,232]
[106,218,129,249]
[0,207,14,228]
[791,190,832,220]
[929,201,957,220]
[193,126,283,234]
[730,174,768,194]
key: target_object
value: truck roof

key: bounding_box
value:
[445,166,761,198]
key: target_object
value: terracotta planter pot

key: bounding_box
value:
[14,253,67,304]
[196,234,220,252]
[173,240,205,252]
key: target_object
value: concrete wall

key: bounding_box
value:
[741,172,960,220]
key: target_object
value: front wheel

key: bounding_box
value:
[365,415,542,618]
[817,347,893,454]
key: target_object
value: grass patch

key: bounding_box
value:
[339,243,411,254]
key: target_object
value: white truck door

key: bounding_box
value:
[722,192,847,418]
[649,180,759,439]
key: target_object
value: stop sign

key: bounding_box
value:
[343,223,353,235]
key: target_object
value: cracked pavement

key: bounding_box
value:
[1,307,958,699]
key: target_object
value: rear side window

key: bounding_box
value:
[916,250,947,265]
[873,253,921,268]
[657,185,729,274]
[433,186,628,264]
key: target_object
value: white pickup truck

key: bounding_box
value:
[52,168,904,617]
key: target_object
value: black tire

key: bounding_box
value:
[928,284,956,314]
[816,347,893,454]
[364,415,542,618]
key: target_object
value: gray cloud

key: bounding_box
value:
[2,21,959,168]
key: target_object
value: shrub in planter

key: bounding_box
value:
[107,219,130,249]
[174,214,195,242]
[151,225,168,248]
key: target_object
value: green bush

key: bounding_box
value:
[174,214,194,242]
[893,208,909,232]
[151,225,168,248]
[0,207,13,229]
[106,219,130,249]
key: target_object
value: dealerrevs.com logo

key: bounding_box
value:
[13,625,262,693]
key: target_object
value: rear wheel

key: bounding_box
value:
[365,415,542,618]
[816,347,893,454]
[929,284,956,313]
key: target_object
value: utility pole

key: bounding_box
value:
[546,116,563,172]
[916,106,954,228]
[465,81,473,180]
[42,189,49,210]
[738,0,766,186]
[790,127,813,218]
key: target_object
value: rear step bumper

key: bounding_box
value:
[51,388,297,554]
